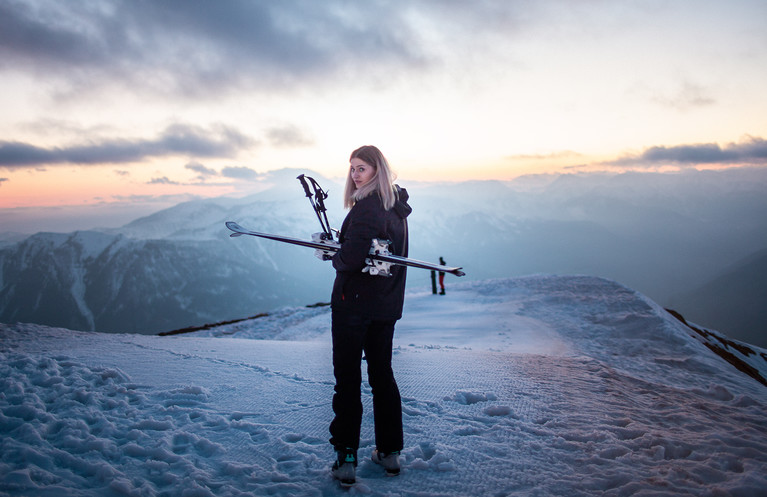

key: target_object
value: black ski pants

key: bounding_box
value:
[329,310,403,454]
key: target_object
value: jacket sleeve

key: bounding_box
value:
[332,201,379,272]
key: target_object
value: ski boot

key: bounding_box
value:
[332,447,357,487]
[372,449,401,476]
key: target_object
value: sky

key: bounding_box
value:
[1,0,767,222]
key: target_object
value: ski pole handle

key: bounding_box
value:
[297,174,313,198]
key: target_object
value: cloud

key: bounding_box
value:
[0,177,8,186]
[221,166,260,181]
[644,81,716,111]
[147,177,178,185]
[109,193,199,204]
[0,0,540,100]
[506,150,583,161]
[610,137,767,167]
[265,125,314,148]
[0,124,256,169]
[185,161,218,177]
[0,2,115,70]
[0,0,438,96]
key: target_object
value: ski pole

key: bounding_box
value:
[308,176,333,239]
[297,174,333,240]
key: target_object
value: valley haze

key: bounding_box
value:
[1,167,766,348]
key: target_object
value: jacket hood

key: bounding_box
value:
[393,185,412,220]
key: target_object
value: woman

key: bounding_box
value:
[329,145,412,486]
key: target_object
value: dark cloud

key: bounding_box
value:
[0,124,256,169]
[0,0,438,96]
[0,177,8,185]
[611,137,767,167]
[0,142,54,167]
[0,2,119,70]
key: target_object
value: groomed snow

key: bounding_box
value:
[1,275,766,496]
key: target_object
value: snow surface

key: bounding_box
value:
[1,275,766,496]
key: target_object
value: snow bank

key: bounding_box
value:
[1,276,766,496]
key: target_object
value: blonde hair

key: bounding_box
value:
[344,145,398,210]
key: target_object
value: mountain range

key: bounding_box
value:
[1,167,766,345]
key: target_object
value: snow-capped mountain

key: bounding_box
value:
[1,276,765,496]
[0,172,343,334]
[0,218,334,334]
[2,167,766,337]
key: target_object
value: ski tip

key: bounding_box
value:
[453,269,466,277]
[225,221,243,232]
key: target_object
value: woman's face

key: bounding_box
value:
[350,158,376,188]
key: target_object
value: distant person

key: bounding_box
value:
[327,145,412,486]
[439,257,446,295]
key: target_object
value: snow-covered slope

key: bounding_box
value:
[1,276,765,496]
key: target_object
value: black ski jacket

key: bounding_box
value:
[331,186,412,321]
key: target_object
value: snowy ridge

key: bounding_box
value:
[666,309,767,387]
[1,275,766,496]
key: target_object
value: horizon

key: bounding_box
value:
[3,164,767,235]
[1,1,766,218]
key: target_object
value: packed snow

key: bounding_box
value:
[1,275,766,496]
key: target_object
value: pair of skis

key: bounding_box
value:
[225,176,465,277]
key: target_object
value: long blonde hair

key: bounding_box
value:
[344,145,398,210]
